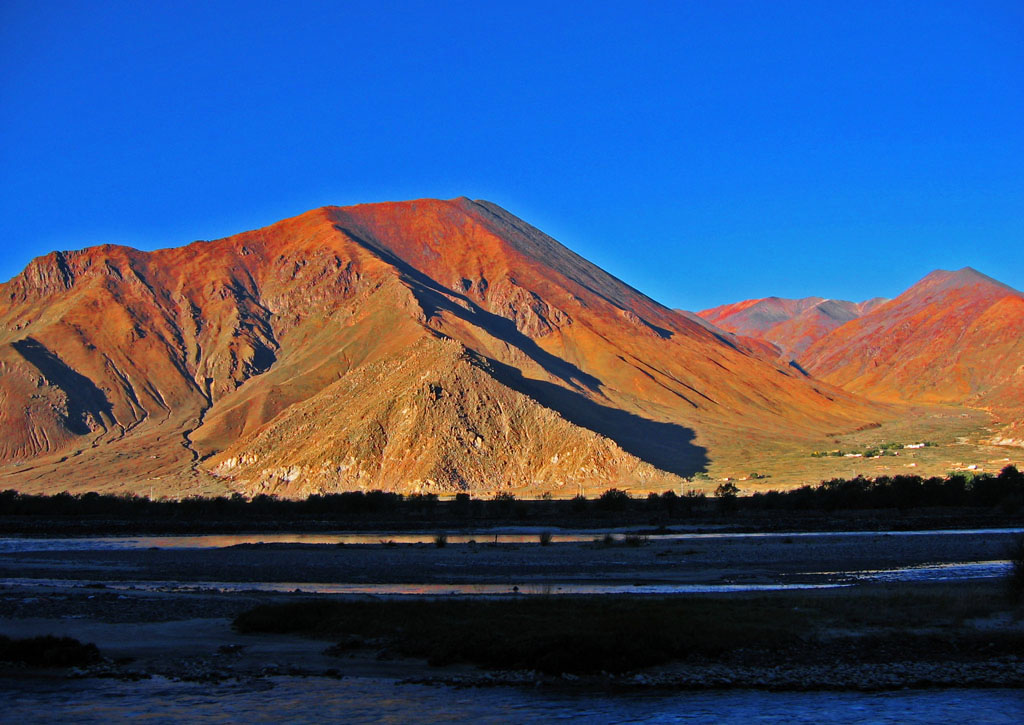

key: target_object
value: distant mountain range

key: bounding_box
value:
[698,296,888,359]
[1,199,1020,496]
[801,268,1024,410]
[698,267,1023,411]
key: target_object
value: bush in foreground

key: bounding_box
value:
[233,587,1024,676]
[233,597,796,674]
[0,635,101,667]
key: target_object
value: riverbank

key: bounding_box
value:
[1,528,1023,691]
[1,528,1018,589]
[2,583,1023,691]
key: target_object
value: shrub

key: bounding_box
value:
[538,531,553,546]
[433,534,447,548]
[489,492,516,515]
[0,635,101,667]
[597,488,631,511]
[715,482,739,512]
[452,492,471,516]
[714,482,739,498]
[233,596,800,675]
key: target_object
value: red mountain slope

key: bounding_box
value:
[0,198,883,496]
[800,268,1024,411]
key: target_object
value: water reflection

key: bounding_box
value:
[2,556,1011,597]
[851,560,1011,583]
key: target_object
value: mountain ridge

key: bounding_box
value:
[0,198,884,496]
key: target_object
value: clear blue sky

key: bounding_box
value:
[1,1,1021,310]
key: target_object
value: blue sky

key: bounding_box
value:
[1,0,1021,310]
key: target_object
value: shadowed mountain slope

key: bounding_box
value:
[0,198,884,496]
[800,268,1024,413]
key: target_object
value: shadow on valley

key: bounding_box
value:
[481,355,708,479]
[11,337,113,434]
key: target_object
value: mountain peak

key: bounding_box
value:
[915,267,1015,294]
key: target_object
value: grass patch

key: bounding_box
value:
[235,596,804,674]
[803,584,997,628]
[0,635,101,667]
[233,584,1014,675]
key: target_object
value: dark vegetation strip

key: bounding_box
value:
[0,635,101,668]
[234,597,800,674]
[233,586,1023,675]
[1,466,1021,534]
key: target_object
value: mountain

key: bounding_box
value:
[698,296,887,359]
[800,268,1024,411]
[0,198,883,497]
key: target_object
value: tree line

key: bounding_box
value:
[1,466,1021,520]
